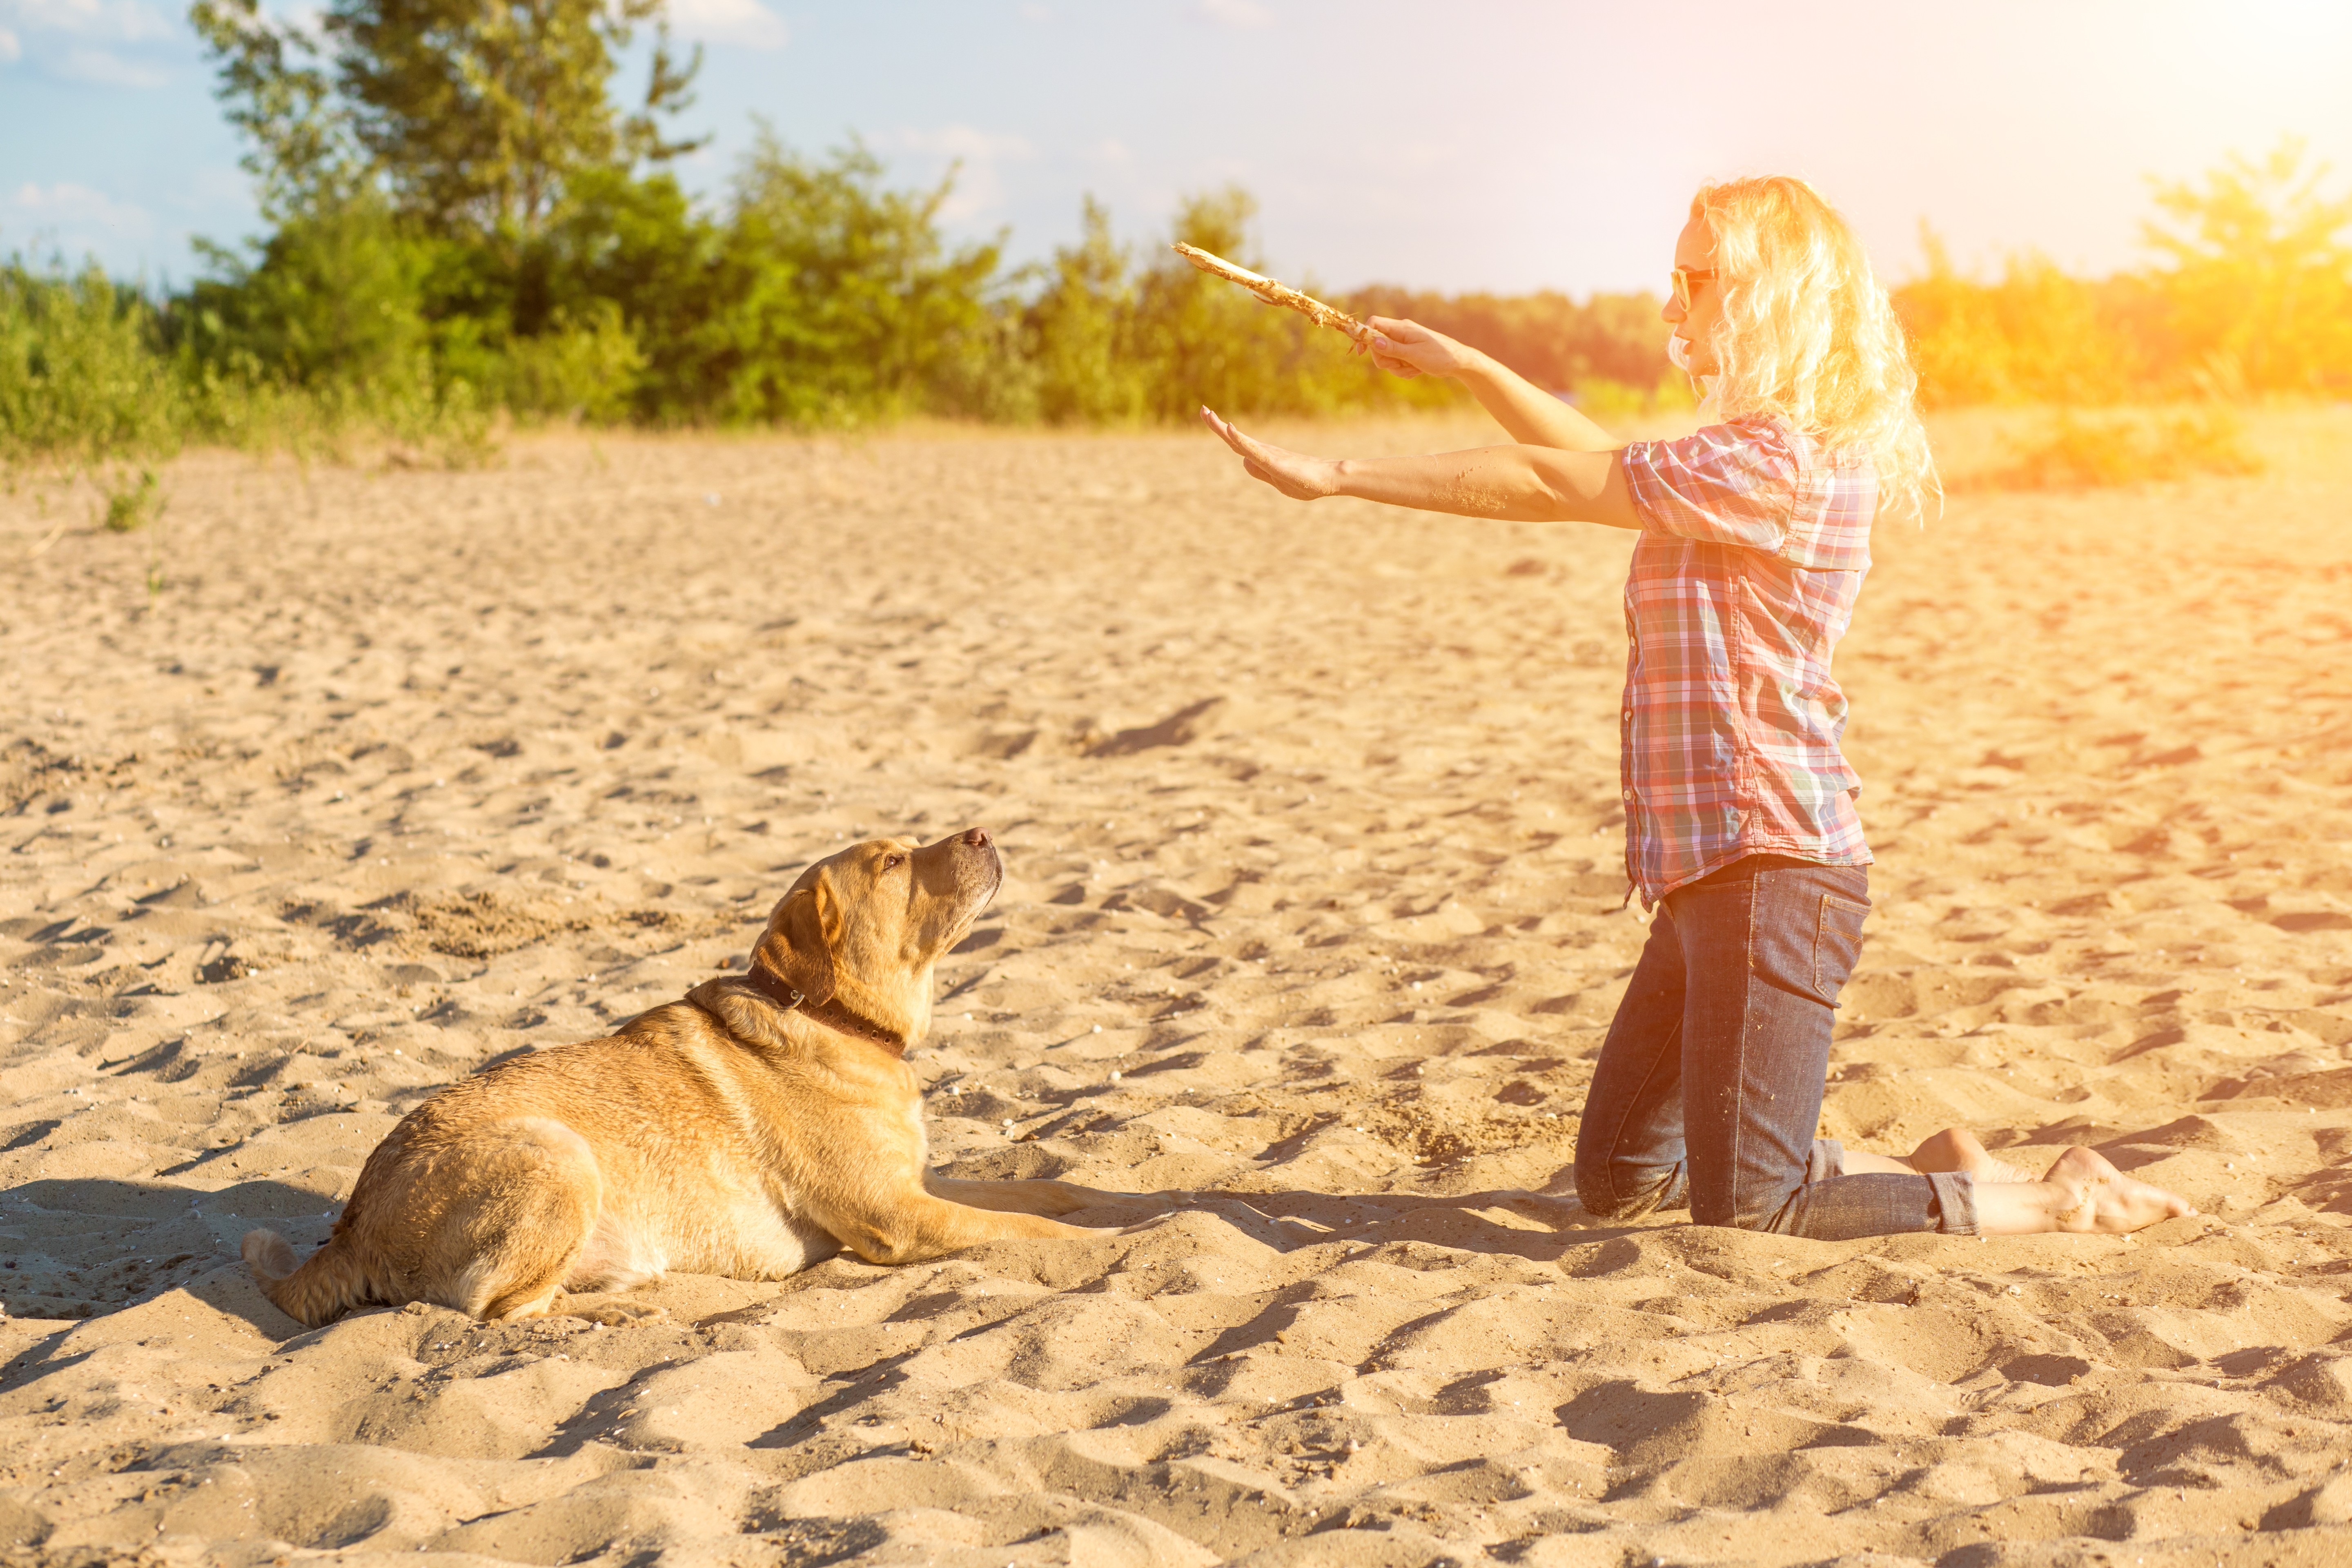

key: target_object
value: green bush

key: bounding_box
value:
[495,302,644,423]
[1019,196,1146,425]
[163,192,500,463]
[1348,283,1668,395]
[15,116,2336,479]
[102,468,164,531]
[532,167,715,423]
[1897,139,2352,406]
[673,133,1002,427]
[1962,408,2265,490]
[0,260,183,519]
[1569,375,1697,425]
[180,191,437,392]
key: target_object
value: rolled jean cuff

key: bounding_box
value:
[1926,1170,1980,1236]
[1808,1138,1845,1183]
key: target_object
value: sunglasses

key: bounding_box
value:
[1670,267,1718,312]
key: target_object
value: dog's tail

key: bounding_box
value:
[243,1228,372,1327]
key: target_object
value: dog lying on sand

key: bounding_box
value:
[245,829,1124,1326]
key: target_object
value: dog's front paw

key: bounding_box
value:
[1024,1179,1125,1216]
[1057,1191,1168,1227]
[1115,1212,1182,1238]
[566,1298,670,1327]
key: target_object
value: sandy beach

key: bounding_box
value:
[2,407,2350,1566]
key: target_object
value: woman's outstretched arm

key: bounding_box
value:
[1200,407,1640,529]
[1363,316,1621,453]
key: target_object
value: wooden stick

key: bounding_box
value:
[1172,243,1372,346]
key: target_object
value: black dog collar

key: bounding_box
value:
[734,959,907,1052]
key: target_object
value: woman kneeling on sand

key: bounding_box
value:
[1201,175,2194,1240]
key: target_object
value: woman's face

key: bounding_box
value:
[1663,214,1724,377]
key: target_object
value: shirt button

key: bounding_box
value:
[1622,788,1635,802]
[1622,709,1633,722]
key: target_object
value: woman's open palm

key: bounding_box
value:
[1198,408,1336,500]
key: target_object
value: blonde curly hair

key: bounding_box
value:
[1692,176,1939,521]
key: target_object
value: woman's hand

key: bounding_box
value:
[1198,408,1340,501]
[1358,316,1476,381]
[1366,314,1618,452]
[1198,408,1635,526]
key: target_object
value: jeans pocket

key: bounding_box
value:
[1813,892,1870,1002]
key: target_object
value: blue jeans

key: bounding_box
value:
[1572,854,1979,1239]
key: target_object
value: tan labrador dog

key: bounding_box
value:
[244,828,1118,1326]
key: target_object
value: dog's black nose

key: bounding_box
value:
[960,827,992,849]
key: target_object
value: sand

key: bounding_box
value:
[1,407,2349,1567]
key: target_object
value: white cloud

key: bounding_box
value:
[1,0,173,43]
[6,180,155,243]
[888,125,1035,224]
[664,0,787,50]
[898,125,1035,163]
[0,0,176,86]
[1017,2,1050,20]
[1196,0,1272,28]
[57,42,162,83]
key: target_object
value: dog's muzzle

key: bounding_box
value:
[957,826,1004,905]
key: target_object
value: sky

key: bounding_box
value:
[2,0,2349,297]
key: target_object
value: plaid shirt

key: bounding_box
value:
[1617,416,1876,904]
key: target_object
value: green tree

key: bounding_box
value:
[322,0,701,247]
[1025,196,1146,424]
[1134,187,1283,419]
[188,0,355,217]
[187,0,703,420]
[690,131,1002,426]
[2143,136,2352,394]
[1129,187,1445,421]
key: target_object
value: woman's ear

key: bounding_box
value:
[753,879,840,1006]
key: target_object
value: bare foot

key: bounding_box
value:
[2041,1146,2197,1233]
[1905,1127,2041,1185]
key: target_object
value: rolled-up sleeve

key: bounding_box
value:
[1621,419,1798,554]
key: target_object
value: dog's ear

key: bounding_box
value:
[752,878,840,1007]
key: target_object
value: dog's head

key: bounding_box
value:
[746,827,1002,1050]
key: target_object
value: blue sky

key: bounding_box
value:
[3,0,2349,296]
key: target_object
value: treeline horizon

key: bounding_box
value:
[3,0,2350,506]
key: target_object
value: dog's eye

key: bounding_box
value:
[882,854,904,870]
